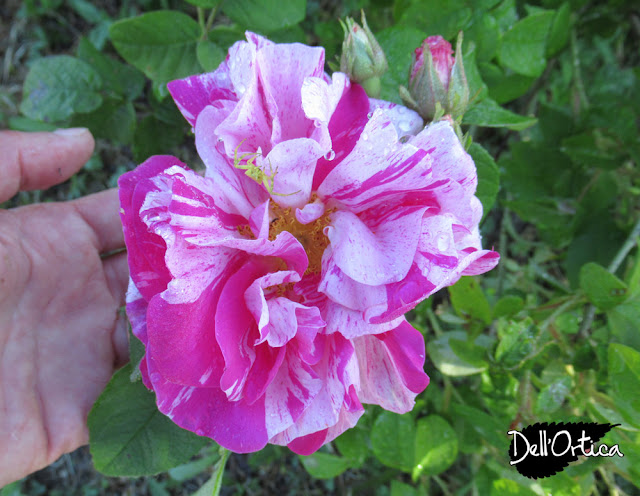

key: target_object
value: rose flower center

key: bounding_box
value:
[268,200,331,274]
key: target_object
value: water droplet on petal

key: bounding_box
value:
[399,121,411,133]
[398,106,406,114]
[217,137,224,142]
[437,233,449,251]
[399,135,410,144]
[314,119,322,128]
[367,111,374,119]
[361,132,369,141]
[237,84,246,94]
[324,149,336,161]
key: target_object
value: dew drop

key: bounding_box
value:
[399,120,411,133]
[437,233,449,251]
[314,119,322,128]
[367,111,374,119]
[237,83,246,94]
[399,135,410,144]
[324,149,336,161]
[361,132,369,141]
[397,106,406,114]
[217,137,224,142]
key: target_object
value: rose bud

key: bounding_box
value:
[339,11,388,98]
[400,33,469,122]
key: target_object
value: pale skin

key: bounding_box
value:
[0,129,129,487]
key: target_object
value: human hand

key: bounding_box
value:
[0,129,129,486]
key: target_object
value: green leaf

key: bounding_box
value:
[371,411,415,472]
[540,471,583,496]
[479,62,536,104]
[579,262,628,310]
[491,479,537,496]
[451,403,509,450]
[184,0,220,7]
[299,452,351,479]
[449,276,492,324]
[77,37,145,101]
[463,45,489,103]
[608,343,640,428]
[222,0,306,33]
[128,326,145,375]
[399,0,472,40]
[493,295,524,319]
[449,338,489,370]
[498,11,555,77]
[463,98,537,130]
[561,132,621,170]
[8,116,57,132]
[208,25,245,49]
[546,2,571,56]
[71,99,136,145]
[334,428,368,468]
[555,312,579,335]
[68,0,108,23]
[495,318,540,367]
[0,481,22,496]
[391,480,419,496]
[88,364,208,476]
[21,55,103,122]
[377,26,427,104]
[133,116,184,163]
[109,11,202,83]
[428,331,490,376]
[196,40,225,72]
[412,415,458,479]
[468,143,499,217]
[466,14,500,62]
[535,376,572,414]
[608,292,640,351]
[565,217,625,288]
[492,0,518,32]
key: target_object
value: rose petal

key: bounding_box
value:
[354,321,429,412]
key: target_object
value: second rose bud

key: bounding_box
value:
[400,34,470,123]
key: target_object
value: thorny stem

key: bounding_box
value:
[578,216,640,337]
[205,1,223,33]
[433,475,454,496]
[570,26,589,117]
[598,467,625,496]
[212,447,231,496]
[426,308,443,336]
[197,7,206,35]
[608,217,640,274]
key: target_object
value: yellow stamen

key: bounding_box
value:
[268,200,332,275]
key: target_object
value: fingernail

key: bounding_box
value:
[53,127,89,137]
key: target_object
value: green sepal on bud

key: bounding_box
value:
[339,11,388,98]
[400,32,470,123]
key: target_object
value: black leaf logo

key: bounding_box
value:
[508,422,621,479]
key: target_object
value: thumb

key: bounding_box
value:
[0,128,95,204]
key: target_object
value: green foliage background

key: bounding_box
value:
[1,0,639,495]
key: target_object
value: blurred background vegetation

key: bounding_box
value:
[1,0,639,494]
